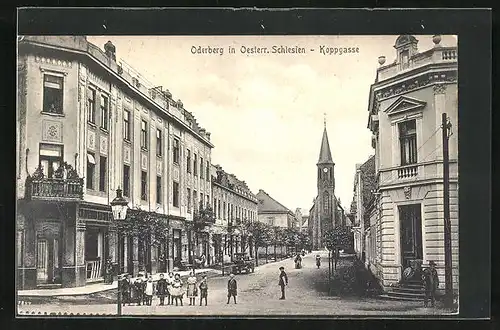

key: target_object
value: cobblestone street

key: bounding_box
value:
[18,252,452,316]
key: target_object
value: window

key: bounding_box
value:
[86,152,96,189]
[39,144,63,178]
[194,154,198,176]
[141,120,148,149]
[186,149,191,173]
[200,193,204,209]
[141,171,148,201]
[173,138,180,164]
[43,74,64,114]
[399,120,417,165]
[156,176,162,204]
[87,88,96,123]
[173,181,179,207]
[156,129,162,157]
[123,110,131,141]
[99,156,107,192]
[323,191,330,212]
[268,217,275,226]
[100,95,109,130]
[214,199,217,217]
[123,165,130,197]
[401,50,410,69]
[200,157,204,179]
[223,201,226,220]
[187,188,192,213]
[193,190,198,211]
[206,161,210,181]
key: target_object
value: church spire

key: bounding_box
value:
[317,120,334,165]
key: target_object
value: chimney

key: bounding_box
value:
[104,41,116,61]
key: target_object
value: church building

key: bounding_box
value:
[308,121,341,250]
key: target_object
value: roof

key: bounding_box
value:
[317,127,334,165]
[256,190,294,215]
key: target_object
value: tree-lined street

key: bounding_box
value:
[18,251,450,316]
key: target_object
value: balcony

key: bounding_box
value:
[397,164,418,179]
[193,205,216,229]
[27,178,84,201]
[25,163,84,201]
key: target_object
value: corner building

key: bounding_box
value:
[17,36,213,289]
[366,35,458,294]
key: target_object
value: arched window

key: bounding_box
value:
[323,191,330,212]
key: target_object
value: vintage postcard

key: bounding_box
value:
[16,12,465,317]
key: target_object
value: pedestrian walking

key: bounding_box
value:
[316,254,321,269]
[169,273,184,306]
[199,275,208,306]
[422,260,439,308]
[186,269,198,306]
[294,254,302,269]
[226,273,237,304]
[278,266,288,300]
[166,272,174,305]
[156,273,168,306]
[144,276,154,306]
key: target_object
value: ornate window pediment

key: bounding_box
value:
[384,96,426,116]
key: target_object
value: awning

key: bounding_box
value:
[87,153,96,164]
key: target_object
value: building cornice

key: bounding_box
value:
[20,40,214,149]
[212,181,258,204]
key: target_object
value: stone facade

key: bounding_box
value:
[364,35,459,294]
[17,36,213,289]
[211,164,258,262]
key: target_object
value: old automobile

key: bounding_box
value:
[231,253,255,274]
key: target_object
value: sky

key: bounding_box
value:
[88,35,456,215]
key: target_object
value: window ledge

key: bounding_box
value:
[41,111,64,117]
[123,138,132,145]
[141,147,149,152]
[88,121,97,128]
[156,154,163,159]
[99,127,109,134]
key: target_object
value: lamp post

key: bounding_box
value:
[110,188,129,316]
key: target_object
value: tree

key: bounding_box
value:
[241,220,273,265]
[116,208,170,271]
[323,226,354,270]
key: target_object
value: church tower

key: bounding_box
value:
[315,118,337,247]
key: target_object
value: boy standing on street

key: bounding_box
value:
[227,273,237,304]
[422,260,439,307]
[156,273,167,306]
[278,266,288,300]
[199,275,208,306]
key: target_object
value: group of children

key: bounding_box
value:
[119,270,209,307]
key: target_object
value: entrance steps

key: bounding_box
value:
[383,279,426,301]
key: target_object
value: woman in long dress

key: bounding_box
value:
[169,273,184,306]
[186,270,198,306]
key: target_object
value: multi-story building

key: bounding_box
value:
[256,190,296,228]
[350,155,376,261]
[365,35,458,294]
[17,36,213,289]
[211,164,258,262]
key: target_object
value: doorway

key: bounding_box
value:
[36,237,61,284]
[172,229,182,266]
[399,204,423,270]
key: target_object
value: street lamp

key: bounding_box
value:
[110,187,129,316]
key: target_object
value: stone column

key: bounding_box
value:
[131,236,139,276]
[208,231,214,266]
[74,214,87,287]
[21,212,37,289]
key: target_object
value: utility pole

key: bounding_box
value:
[442,113,453,308]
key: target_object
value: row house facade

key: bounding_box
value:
[211,165,259,263]
[17,36,213,289]
[364,35,458,295]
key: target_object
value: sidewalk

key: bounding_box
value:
[18,268,219,297]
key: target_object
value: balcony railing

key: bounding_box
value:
[27,178,84,200]
[397,164,418,179]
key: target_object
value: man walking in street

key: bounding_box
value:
[278,266,288,300]
[227,273,237,304]
[422,260,439,308]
